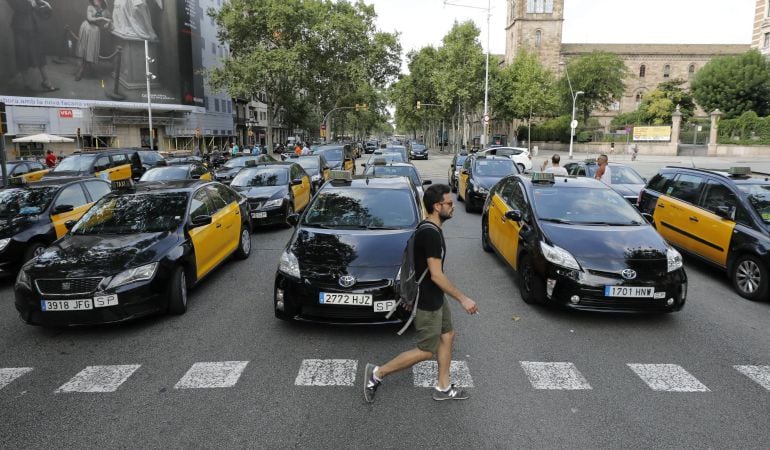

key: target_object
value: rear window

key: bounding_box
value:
[647,172,675,193]
[666,174,705,204]
[474,159,515,177]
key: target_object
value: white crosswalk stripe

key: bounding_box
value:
[412,360,474,387]
[627,364,710,392]
[520,362,592,390]
[734,365,770,391]
[295,359,357,386]
[55,365,141,393]
[174,361,249,389]
[0,368,33,390]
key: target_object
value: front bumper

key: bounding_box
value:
[410,152,428,159]
[466,190,488,208]
[249,206,288,227]
[274,272,402,324]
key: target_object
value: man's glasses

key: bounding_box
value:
[437,201,454,207]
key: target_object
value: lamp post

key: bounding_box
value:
[144,40,156,151]
[559,60,583,160]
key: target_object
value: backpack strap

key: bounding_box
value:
[395,221,442,335]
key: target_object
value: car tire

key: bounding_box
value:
[481,215,492,253]
[24,242,46,263]
[465,191,473,213]
[731,254,768,301]
[518,253,545,305]
[168,266,188,315]
[517,163,525,173]
[233,225,251,260]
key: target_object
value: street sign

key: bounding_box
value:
[570,120,578,129]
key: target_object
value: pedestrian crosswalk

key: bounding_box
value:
[1,360,769,395]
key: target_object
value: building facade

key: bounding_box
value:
[752,0,770,56]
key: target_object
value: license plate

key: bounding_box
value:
[41,299,93,311]
[94,294,119,308]
[374,300,396,312]
[604,286,655,298]
[319,292,373,306]
[251,212,267,219]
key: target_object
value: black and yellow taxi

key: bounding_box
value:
[14,180,251,326]
[295,154,330,192]
[447,152,469,193]
[1,160,49,184]
[481,172,687,313]
[563,160,647,204]
[638,166,770,301]
[0,177,111,272]
[43,149,142,184]
[214,154,276,184]
[138,161,212,182]
[230,161,312,227]
[313,144,356,173]
[274,171,424,323]
[457,155,519,213]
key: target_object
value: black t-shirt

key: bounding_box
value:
[414,223,446,311]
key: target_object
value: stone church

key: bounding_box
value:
[504,0,751,128]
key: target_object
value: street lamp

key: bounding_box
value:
[559,60,583,160]
[144,40,156,151]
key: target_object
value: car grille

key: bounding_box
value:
[577,296,671,311]
[310,278,392,291]
[300,305,386,320]
[248,198,268,210]
[35,277,103,296]
[587,259,667,280]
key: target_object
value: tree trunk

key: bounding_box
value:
[266,97,274,154]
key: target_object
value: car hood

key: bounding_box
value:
[232,186,287,199]
[216,167,240,177]
[26,232,178,278]
[326,160,343,169]
[0,215,39,238]
[610,183,645,197]
[290,227,412,278]
[540,222,668,274]
[473,176,504,190]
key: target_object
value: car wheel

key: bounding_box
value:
[481,215,492,253]
[284,202,295,228]
[465,191,473,213]
[517,163,525,173]
[168,266,188,315]
[24,242,46,262]
[731,254,768,301]
[518,254,545,305]
[234,225,251,260]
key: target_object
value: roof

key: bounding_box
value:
[126,179,209,192]
[519,173,606,189]
[560,43,750,57]
[660,166,770,184]
[326,176,413,190]
[8,176,95,188]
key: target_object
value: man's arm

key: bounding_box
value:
[427,257,478,314]
[594,165,605,180]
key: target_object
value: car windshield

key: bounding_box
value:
[3,162,20,174]
[364,165,420,186]
[231,167,288,187]
[533,186,645,225]
[302,188,417,229]
[297,158,320,174]
[317,149,343,161]
[52,154,95,173]
[0,187,58,217]
[456,155,468,168]
[72,193,189,234]
[223,157,255,169]
[368,153,404,165]
[139,167,189,182]
[738,184,770,222]
[610,166,645,184]
[474,159,515,177]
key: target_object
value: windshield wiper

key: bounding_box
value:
[302,222,335,229]
[366,226,401,230]
[573,221,642,226]
[539,217,573,224]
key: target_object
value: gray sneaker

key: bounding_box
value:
[432,384,470,401]
[363,363,381,403]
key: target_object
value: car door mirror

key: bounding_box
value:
[189,215,212,228]
[64,220,77,231]
[53,204,74,214]
[422,180,432,185]
[286,213,300,227]
[715,205,735,220]
[505,210,522,222]
[191,174,201,179]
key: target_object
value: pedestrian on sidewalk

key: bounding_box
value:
[595,154,612,185]
[364,184,479,403]
[541,154,568,175]
[301,142,311,155]
[44,149,56,168]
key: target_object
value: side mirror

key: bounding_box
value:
[64,220,77,231]
[360,163,367,168]
[286,213,300,227]
[505,210,522,222]
[291,178,302,186]
[640,212,654,224]
[191,174,201,179]
[715,206,735,220]
[189,215,212,228]
[422,179,432,185]
[53,204,74,214]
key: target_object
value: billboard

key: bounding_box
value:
[0,0,204,110]
[633,126,672,142]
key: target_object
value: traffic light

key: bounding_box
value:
[76,127,81,138]
[355,104,360,112]
[416,101,421,110]
[0,102,7,135]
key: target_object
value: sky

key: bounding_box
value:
[364,0,756,71]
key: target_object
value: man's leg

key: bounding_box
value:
[436,330,455,390]
[376,348,433,378]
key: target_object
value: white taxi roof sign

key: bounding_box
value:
[728,166,751,176]
[531,172,555,184]
[329,170,352,182]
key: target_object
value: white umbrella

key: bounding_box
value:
[12,133,75,143]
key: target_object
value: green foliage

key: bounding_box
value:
[519,115,571,142]
[610,79,696,128]
[691,50,770,119]
[560,52,629,123]
[491,50,559,122]
[432,21,486,114]
[717,111,770,144]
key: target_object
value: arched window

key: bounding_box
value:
[688,64,696,77]
[535,30,542,47]
[635,91,645,107]
[663,64,671,78]
[639,65,646,78]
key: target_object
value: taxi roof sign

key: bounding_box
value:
[373,157,387,165]
[329,170,352,182]
[530,172,555,184]
[244,160,258,167]
[728,166,751,176]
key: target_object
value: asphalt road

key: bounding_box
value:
[1,152,769,449]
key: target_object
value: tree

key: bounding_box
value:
[610,79,696,128]
[560,52,628,123]
[691,49,770,119]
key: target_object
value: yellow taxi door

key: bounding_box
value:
[688,180,739,267]
[290,167,311,211]
[499,183,527,269]
[206,186,239,260]
[51,183,92,239]
[187,189,219,278]
[458,160,471,200]
[23,169,50,182]
[652,174,707,252]
[487,192,507,251]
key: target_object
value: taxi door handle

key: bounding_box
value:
[657,204,665,209]
[216,223,222,228]
[689,216,699,222]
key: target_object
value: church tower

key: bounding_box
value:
[504,0,564,72]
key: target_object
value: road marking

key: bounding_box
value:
[520,362,592,390]
[174,361,249,389]
[0,368,33,390]
[55,365,141,393]
[412,360,474,388]
[295,359,357,386]
[734,365,770,391]
[627,364,710,392]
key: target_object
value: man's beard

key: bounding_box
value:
[438,209,452,223]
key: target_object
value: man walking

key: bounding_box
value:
[594,154,612,185]
[540,154,568,175]
[364,184,478,403]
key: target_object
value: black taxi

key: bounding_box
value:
[481,172,687,313]
[313,144,356,173]
[0,177,111,272]
[1,160,49,184]
[139,162,212,182]
[457,155,519,213]
[638,166,770,300]
[14,180,251,326]
[43,149,143,184]
[274,171,423,323]
[230,161,312,227]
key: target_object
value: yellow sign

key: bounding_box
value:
[633,126,671,142]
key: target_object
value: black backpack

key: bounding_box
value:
[386,220,442,335]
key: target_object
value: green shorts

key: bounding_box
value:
[414,301,453,355]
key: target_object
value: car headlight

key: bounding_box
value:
[667,247,683,272]
[540,241,581,271]
[263,198,284,208]
[0,238,10,252]
[474,184,488,194]
[279,249,301,278]
[16,267,29,286]
[106,263,158,290]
